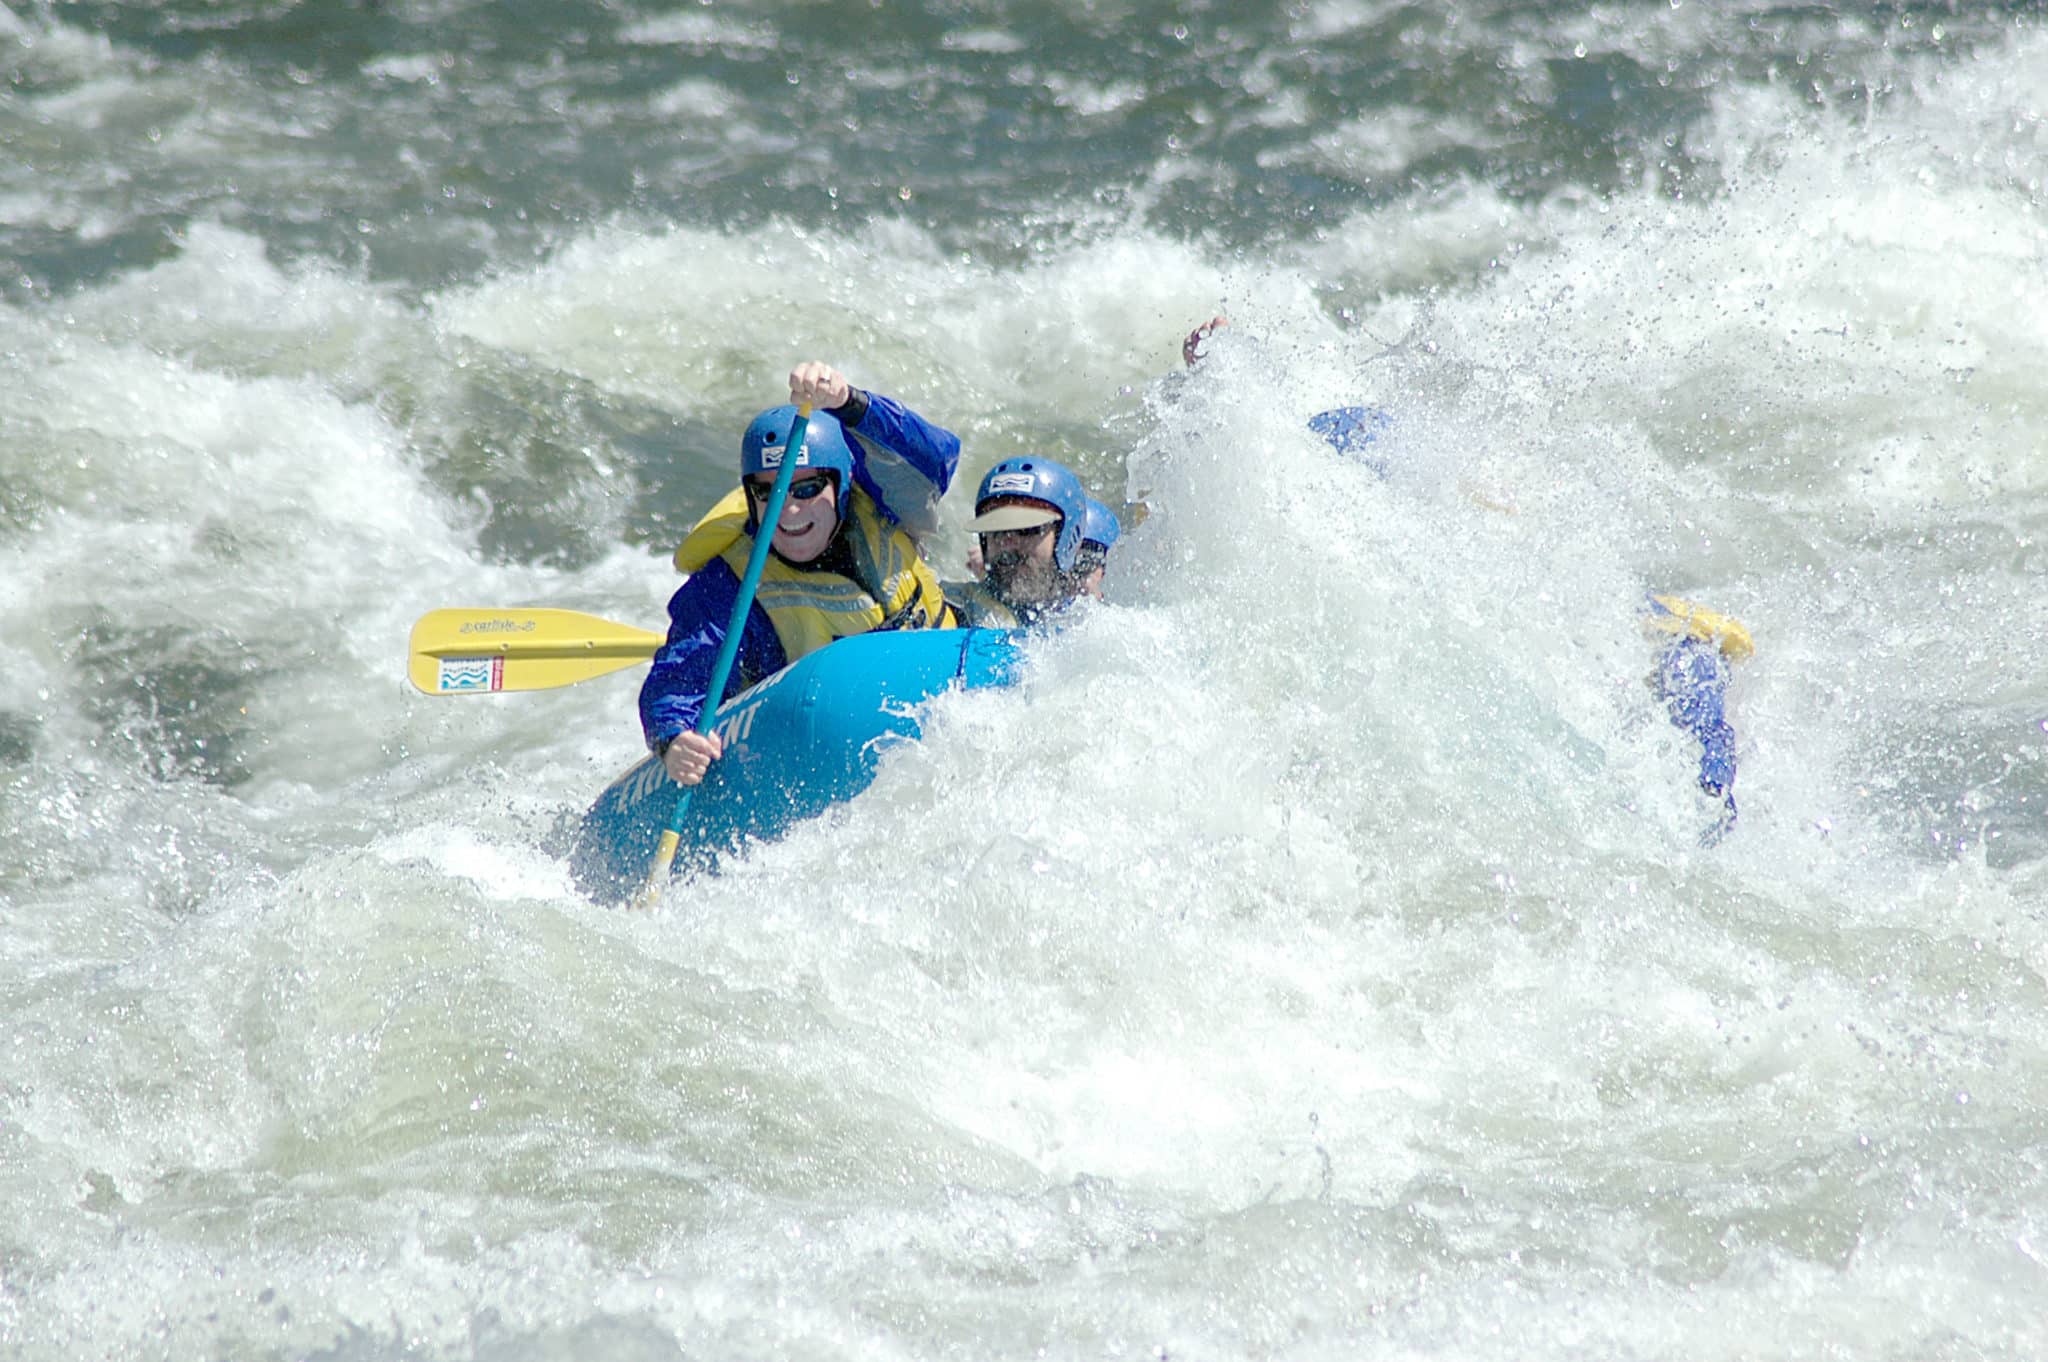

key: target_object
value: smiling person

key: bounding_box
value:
[945,456,1100,628]
[640,362,959,786]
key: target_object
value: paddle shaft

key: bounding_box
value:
[633,403,814,907]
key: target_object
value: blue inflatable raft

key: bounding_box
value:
[569,627,1025,900]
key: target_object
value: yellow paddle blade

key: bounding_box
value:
[1644,594,1756,662]
[406,607,664,695]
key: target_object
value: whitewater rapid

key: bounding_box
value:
[4,6,2046,1359]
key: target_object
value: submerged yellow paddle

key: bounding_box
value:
[406,607,663,695]
[1642,594,1756,662]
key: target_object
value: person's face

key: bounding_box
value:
[981,514,1063,605]
[746,472,838,564]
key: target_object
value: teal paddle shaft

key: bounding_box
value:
[633,402,813,907]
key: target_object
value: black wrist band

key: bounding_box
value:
[827,387,870,427]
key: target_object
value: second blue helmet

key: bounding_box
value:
[969,456,1088,572]
[1079,497,1120,552]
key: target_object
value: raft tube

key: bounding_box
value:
[570,627,1024,900]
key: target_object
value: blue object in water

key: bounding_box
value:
[1307,405,1394,477]
[571,628,1025,900]
[1653,635,1738,841]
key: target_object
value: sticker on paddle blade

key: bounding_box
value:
[438,656,504,692]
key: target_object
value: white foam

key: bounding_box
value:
[618,12,776,51]
[650,76,739,120]
[1275,106,1503,181]
[941,28,1026,55]
[361,53,447,85]
[1293,0,1405,41]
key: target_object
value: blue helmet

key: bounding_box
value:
[1307,405,1393,477]
[1078,497,1120,553]
[740,405,856,530]
[969,456,1088,572]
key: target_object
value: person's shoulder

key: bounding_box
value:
[845,389,960,459]
[674,487,751,573]
[667,557,741,616]
[940,579,1018,628]
[852,451,948,537]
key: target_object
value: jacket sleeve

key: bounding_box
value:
[1654,636,1737,797]
[838,389,961,538]
[637,564,786,750]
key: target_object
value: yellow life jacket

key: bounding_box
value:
[940,579,1022,629]
[1642,594,1755,662]
[674,486,955,662]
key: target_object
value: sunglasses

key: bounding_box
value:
[746,474,833,504]
[979,521,1054,541]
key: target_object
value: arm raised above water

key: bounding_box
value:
[786,361,961,537]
